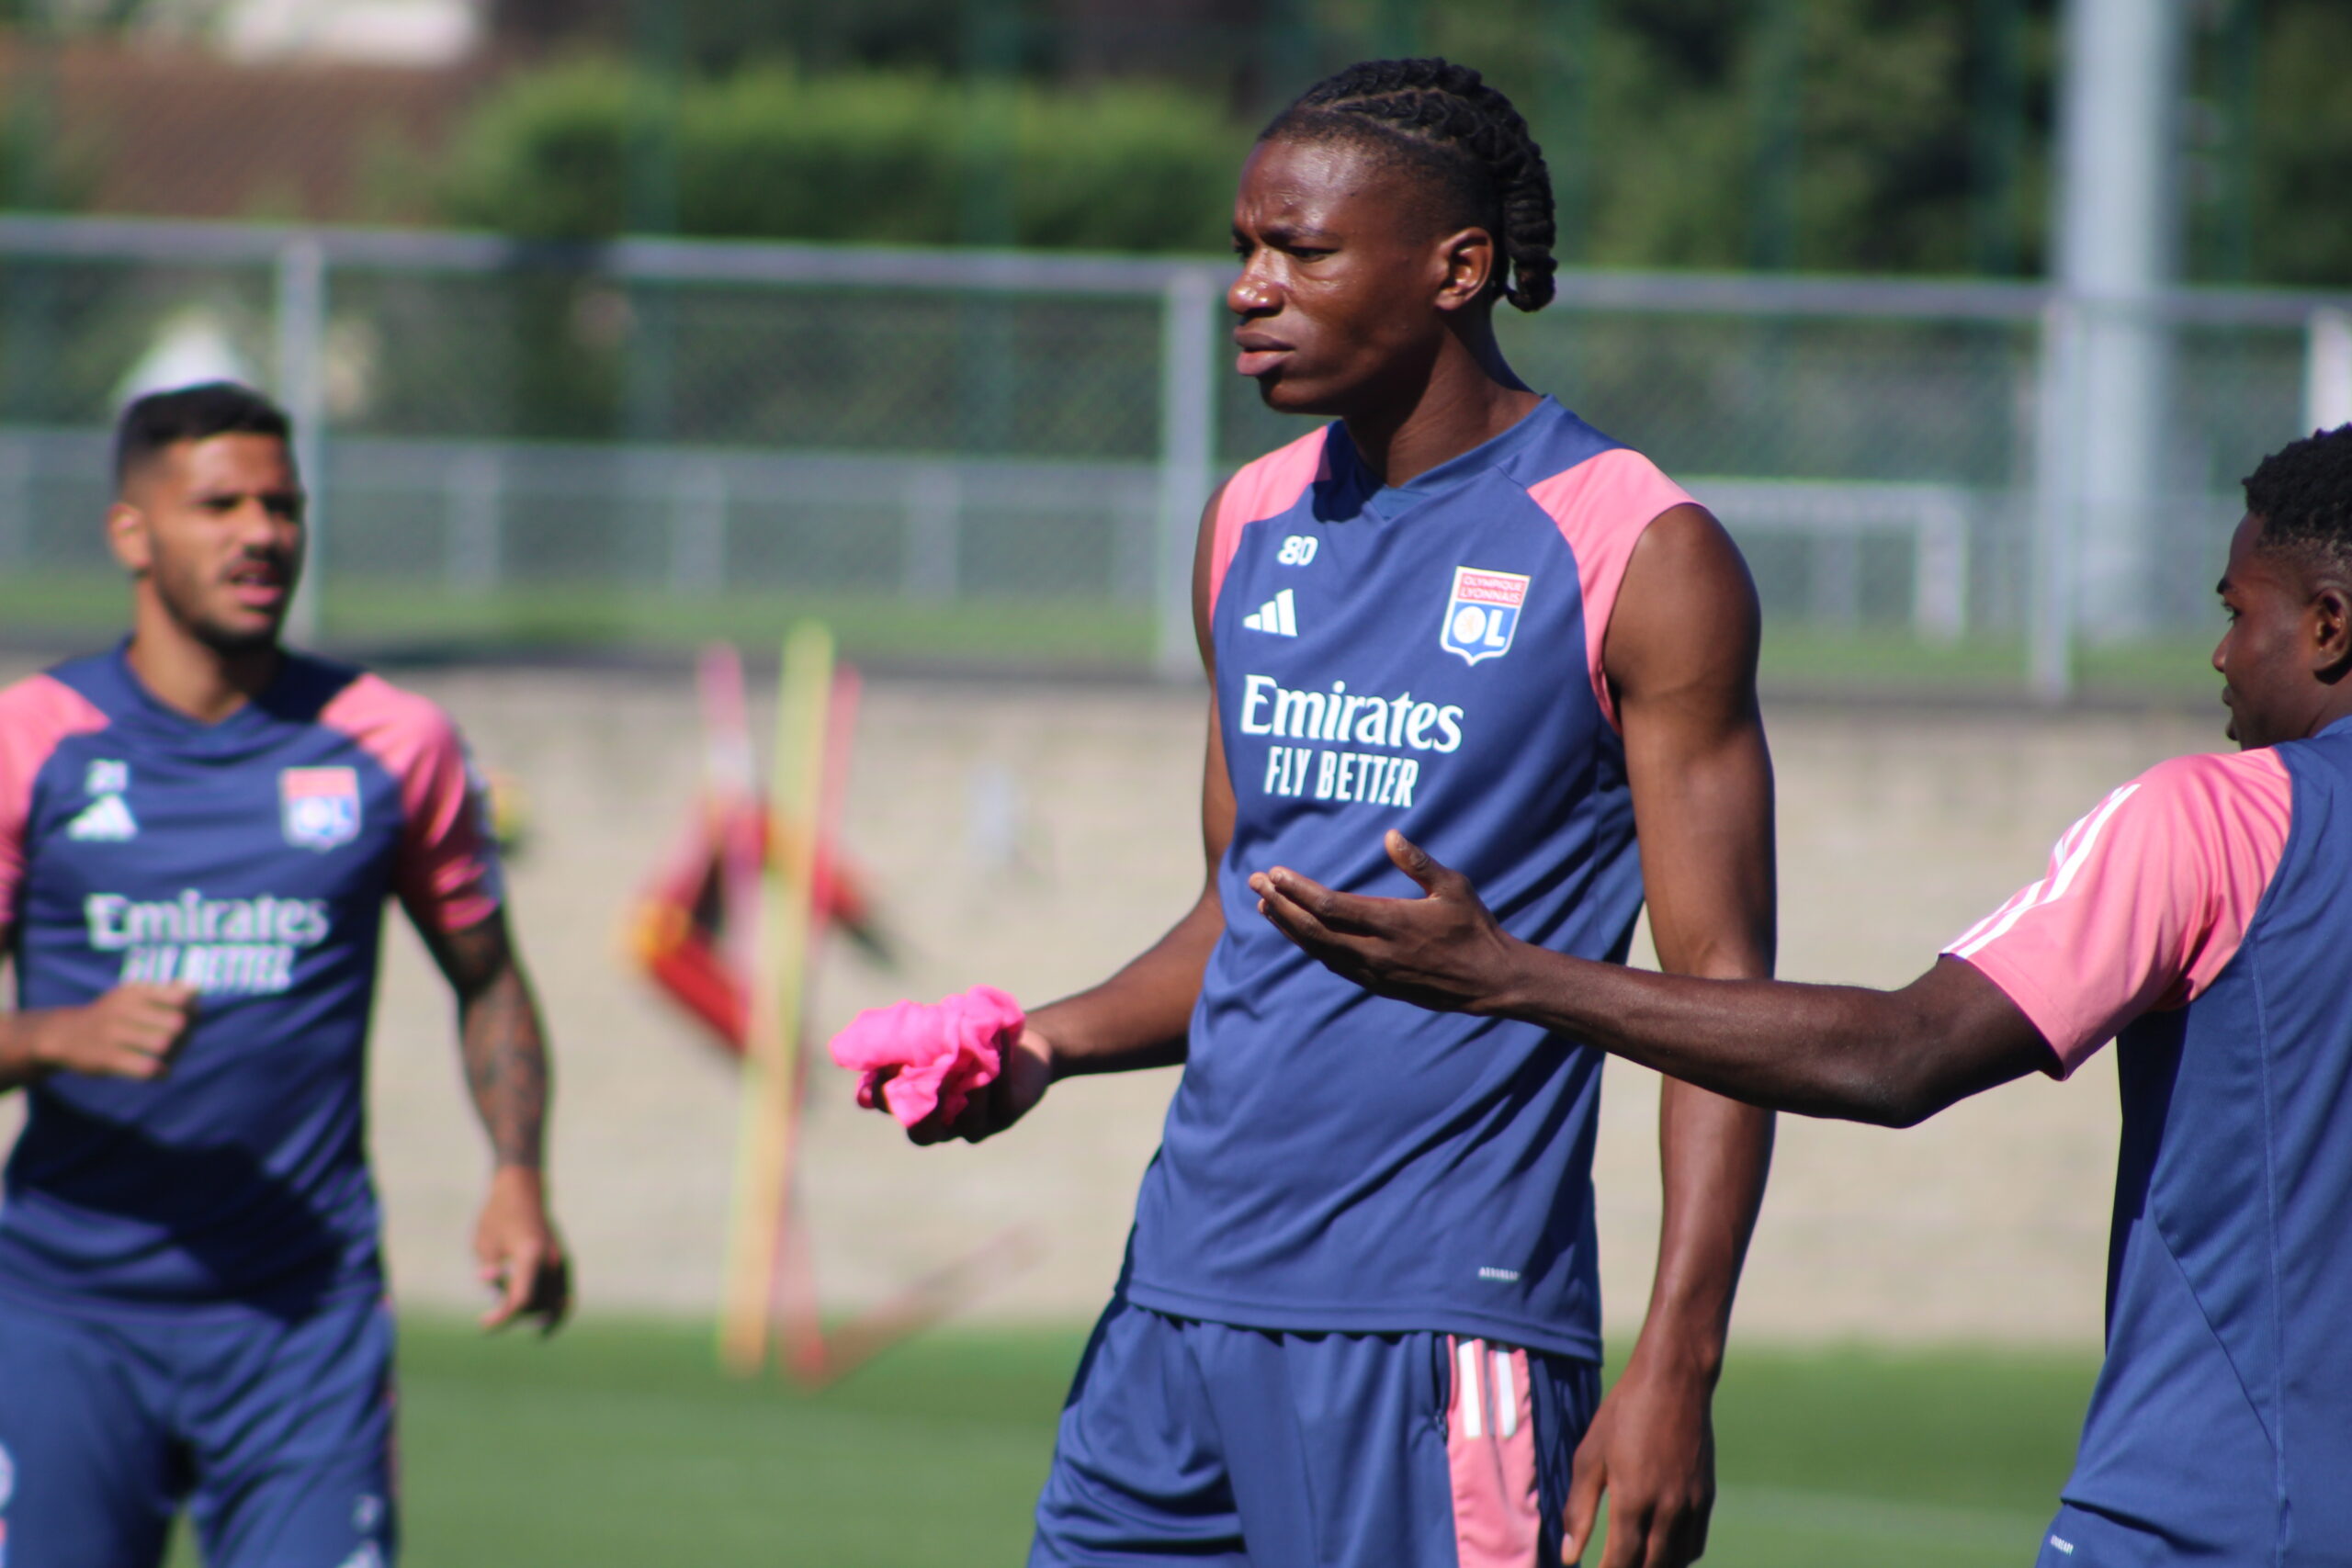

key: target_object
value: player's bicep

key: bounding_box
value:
[1201,694,1236,878]
[1192,478,1231,674]
[1605,505,1775,978]
[1192,478,1238,887]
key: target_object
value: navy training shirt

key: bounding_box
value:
[0,648,503,1313]
[1950,721,2352,1562]
[1125,397,1700,1360]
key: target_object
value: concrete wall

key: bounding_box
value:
[0,657,2229,1348]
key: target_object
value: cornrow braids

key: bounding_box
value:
[1262,57,1557,312]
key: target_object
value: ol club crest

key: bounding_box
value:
[280,766,362,852]
[1440,566,1531,666]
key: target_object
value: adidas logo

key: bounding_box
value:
[1242,588,1298,637]
[67,795,138,842]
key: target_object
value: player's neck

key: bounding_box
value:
[1340,329,1537,490]
[124,603,282,725]
[2307,689,2352,742]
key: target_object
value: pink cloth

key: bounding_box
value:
[1946,748,2294,1077]
[829,985,1025,1127]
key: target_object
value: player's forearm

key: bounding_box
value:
[1027,886,1222,1079]
[1477,945,1966,1126]
[1637,897,1774,1378]
[458,968,552,1169]
[1638,1080,1772,1381]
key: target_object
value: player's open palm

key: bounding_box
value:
[37,982,199,1080]
[1566,1358,1717,1568]
[1250,830,1519,1013]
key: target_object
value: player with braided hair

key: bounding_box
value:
[1275,56,1560,312]
[888,57,1773,1567]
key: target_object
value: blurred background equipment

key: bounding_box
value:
[639,631,1023,1389]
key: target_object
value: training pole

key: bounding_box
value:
[718,623,836,1375]
[776,661,863,1380]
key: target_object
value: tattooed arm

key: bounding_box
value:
[415,910,571,1334]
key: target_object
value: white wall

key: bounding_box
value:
[1,660,2226,1346]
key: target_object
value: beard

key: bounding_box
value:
[152,553,289,655]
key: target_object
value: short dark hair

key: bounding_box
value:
[114,381,291,487]
[1261,58,1556,312]
[2245,424,2352,567]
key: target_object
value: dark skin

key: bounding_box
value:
[899,135,1777,1568]
[0,432,569,1332]
[1250,508,2352,1134]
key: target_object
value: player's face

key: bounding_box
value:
[2213,512,2333,750]
[1227,137,1467,414]
[110,434,306,653]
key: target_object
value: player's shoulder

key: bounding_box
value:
[2085,749,2295,877]
[2116,748,2292,819]
[305,659,465,763]
[0,659,114,741]
[1219,424,1331,527]
[1504,405,1695,544]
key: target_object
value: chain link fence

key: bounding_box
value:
[0,213,2345,696]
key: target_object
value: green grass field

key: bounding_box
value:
[164,1317,2095,1566]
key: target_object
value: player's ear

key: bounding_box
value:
[2310,577,2352,679]
[1432,226,1498,315]
[105,500,153,576]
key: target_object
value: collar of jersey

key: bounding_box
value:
[99,640,310,756]
[1324,394,1563,522]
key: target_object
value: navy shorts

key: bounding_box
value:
[0,1284,396,1568]
[1032,1295,1600,1567]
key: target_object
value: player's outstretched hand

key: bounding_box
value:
[474,1165,571,1336]
[908,1025,1055,1146]
[1250,831,1521,1014]
[29,982,199,1080]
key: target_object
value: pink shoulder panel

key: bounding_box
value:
[321,673,502,935]
[1948,748,2293,1077]
[1522,447,1698,730]
[0,675,110,927]
[1207,426,1329,612]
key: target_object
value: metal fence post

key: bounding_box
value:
[670,463,729,596]
[2030,298,2081,704]
[1156,266,1216,680]
[1913,494,1969,644]
[2308,308,2352,434]
[901,464,962,602]
[0,435,28,567]
[448,446,504,591]
[274,235,328,644]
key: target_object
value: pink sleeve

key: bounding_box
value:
[1946,749,2293,1077]
[322,675,504,934]
[1206,427,1329,613]
[0,676,110,929]
[1522,448,1698,730]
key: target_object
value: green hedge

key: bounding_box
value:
[439,59,1249,253]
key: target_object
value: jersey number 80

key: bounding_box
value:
[1277,535,1318,566]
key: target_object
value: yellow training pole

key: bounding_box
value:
[718,623,835,1375]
